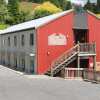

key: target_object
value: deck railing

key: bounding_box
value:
[83,69,100,82]
[64,68,84,78]
[79,43,96,54]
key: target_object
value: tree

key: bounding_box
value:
[33,1,62,19]
[28,0,72,10]
[85,0,100,14]
[96,0,100,13]
[7,0,20,24]
[0,0,8,24]
[59,0,71,10]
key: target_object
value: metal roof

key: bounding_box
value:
[0,9,73,34]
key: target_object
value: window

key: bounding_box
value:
[8,37,10,46]
[7,53,10,66]
[22,58,25,71]
[21,35,25,46]
[30,33,34,46]
[14,55,17,68]
[3,39,5,46]
[30,59,34,73]
[14,36,17,46]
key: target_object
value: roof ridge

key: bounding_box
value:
[0,9,73,34]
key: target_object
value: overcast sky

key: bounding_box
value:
[71,0,97,6]
[4,0,97,4]
[71,0,97,3]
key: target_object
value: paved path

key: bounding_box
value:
[0,65,100,100]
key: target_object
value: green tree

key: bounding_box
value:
[28,0,72,10]
[96,0,100,13]
[85,0,100,14]
[33,1,62,19]
[0,0,8,24]
[7,0,20,24]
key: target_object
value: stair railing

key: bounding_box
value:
[51,44,79,74]
[50,42,96,76]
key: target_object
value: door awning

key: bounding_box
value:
[73,12,88,29]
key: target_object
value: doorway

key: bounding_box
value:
[73,29,88,44]
[80,59,89,68]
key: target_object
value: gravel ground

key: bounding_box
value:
[0,65,100,100]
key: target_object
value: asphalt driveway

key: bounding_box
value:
[0,65,100,100]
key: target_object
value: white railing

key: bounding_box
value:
[65,68,84,78]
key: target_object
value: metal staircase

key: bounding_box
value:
[45,43,96,77]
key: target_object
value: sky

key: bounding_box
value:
[70,0,97,7]
[4,0,97,5]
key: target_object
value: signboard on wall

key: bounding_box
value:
[48,33,67,46]
[96,62,100,71]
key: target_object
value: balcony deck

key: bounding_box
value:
[78,43,96,57]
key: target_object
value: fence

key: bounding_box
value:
[64,68,100,82]
[83,69,100,82]
[64,68,84,79]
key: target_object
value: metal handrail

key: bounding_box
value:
[51,44,79,69]
[50,43,96,76]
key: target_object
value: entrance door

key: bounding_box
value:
[73,29,88,44]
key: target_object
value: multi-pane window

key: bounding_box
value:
[21,35,25,46]
[30,33,34,46]
[14,36,17,47]
[8,37,10,46]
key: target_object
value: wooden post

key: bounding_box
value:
[93,42,96,81]
[77,56,80,77]
[51,66,53,77]
[93,56,96,81]
[77,41,80,77]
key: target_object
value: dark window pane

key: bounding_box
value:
[30,33,34,46]
[21,35,25,46]
[8,37,10,46]
[14,36,17,46]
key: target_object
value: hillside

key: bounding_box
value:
[19,1,40,13]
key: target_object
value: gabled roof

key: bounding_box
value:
[87,10,100,20]
[0,9,73,34]
[0,9,99,35]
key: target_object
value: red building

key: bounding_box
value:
[36,10,100,77]
[0,9,100,78]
